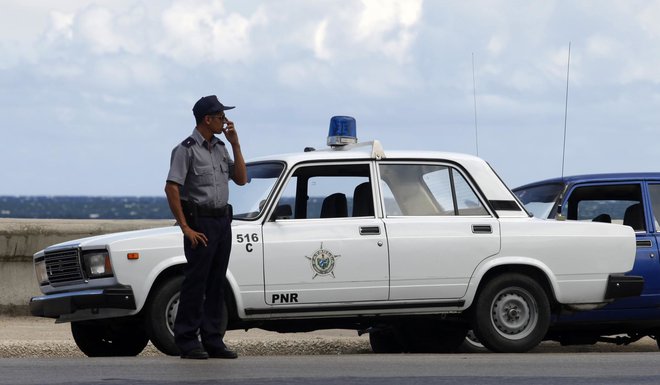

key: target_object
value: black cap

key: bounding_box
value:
[192,95,235,120]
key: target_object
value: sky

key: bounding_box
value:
[2,0,660,196]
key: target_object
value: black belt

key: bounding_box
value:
[181,201,231,218]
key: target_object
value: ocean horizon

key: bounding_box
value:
[0,196,172,220]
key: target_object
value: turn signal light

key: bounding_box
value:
[127,253,140,260]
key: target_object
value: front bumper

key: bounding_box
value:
[29,286,136,318]
[604,274,644,300]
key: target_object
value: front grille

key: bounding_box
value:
[44,248,84,285]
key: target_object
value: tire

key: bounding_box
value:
[369,326,404,353]
[472,273,551,353]
[71,317,149,357]
[458,330,490,353]
[370,321,468,353]
[403,321,468,353]
[144,275,229,356]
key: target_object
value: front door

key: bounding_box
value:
[261,162,389,307]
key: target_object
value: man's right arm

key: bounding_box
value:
[165,181,208,248]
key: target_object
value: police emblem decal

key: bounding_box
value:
[305,243,340,279]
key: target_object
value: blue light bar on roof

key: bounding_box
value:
[327,116,358,147]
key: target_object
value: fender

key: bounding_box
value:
[462,255,559,309]
[224,269,248,319]
[133,255,187,312]
[134,259,244,318]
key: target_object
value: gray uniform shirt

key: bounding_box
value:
[167,128,235,208]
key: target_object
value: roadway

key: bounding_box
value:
[2,353,660,385]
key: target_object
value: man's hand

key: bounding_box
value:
[222,119,239,146]
[181,225,208,249]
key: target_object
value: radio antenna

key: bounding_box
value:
[561,42,571,179]
[472,52,479,156]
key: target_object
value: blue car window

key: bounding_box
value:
[648,184,660,232]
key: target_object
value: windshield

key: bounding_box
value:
[513,182,564,219]
[230,162,285,220]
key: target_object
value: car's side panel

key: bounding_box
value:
[386,216,500,300]
[260,217,389,306]
[107,228,185,312]
[226,223,266,312]
[496,218,636,303]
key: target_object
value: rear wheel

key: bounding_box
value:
[472,273,551,353]
[71,317,149,357]
[369,321,468,353]
[369,326,404,353]
[459,330,490,353]
[404,321,468,353]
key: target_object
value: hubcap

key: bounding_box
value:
[165,293,180,336]
[490,287,537,340]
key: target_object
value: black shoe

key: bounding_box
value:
[206,346,238,359]
[180,347,209,360]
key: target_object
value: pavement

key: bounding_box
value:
[0,316,371,358]
[0,316,658,358]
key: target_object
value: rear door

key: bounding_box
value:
[378,161,500,300]
[562,181,660,308]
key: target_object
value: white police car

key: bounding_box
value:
[30,117,642,355]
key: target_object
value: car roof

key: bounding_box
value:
[514,172,660,191]
[245,139,527,215]
[247,140,486,165]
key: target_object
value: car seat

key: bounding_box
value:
[320,193,348,218]
[592,213,612,223]
[352,182,374,217]
[623,203,645,231]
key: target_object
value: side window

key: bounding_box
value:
[379,163,488,217]
[454,172,489,215]
[274,164,372,219]
[564,184,645,232]
[648,184,660,232]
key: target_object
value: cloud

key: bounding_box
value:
[313,19,331,60]
[354,0,422,62]
[76,5,146,55]
[312,0,422,63]
[46,11,74,42]
[155,0,266,65]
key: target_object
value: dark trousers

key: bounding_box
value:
[174,216,232,353]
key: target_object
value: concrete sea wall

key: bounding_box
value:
[0,218,173,315]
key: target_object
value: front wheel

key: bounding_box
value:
[472,273,551,353]
[71,317,149,357]
[144,275,229,356]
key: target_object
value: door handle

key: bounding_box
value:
[636,240,652,248]
[472,224,492,234]
[360,226,381,235]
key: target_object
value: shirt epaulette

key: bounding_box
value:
[182,137,195,148]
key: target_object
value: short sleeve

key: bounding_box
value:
[167,145,189,185]
[225,146,235,180]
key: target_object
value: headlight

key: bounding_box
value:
[34,259,49,285]
[83,251,114,278]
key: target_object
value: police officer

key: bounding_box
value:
[164,95,247,359]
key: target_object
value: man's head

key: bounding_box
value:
[192,95,235,124]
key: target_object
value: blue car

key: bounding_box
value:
[514,173,660,348]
